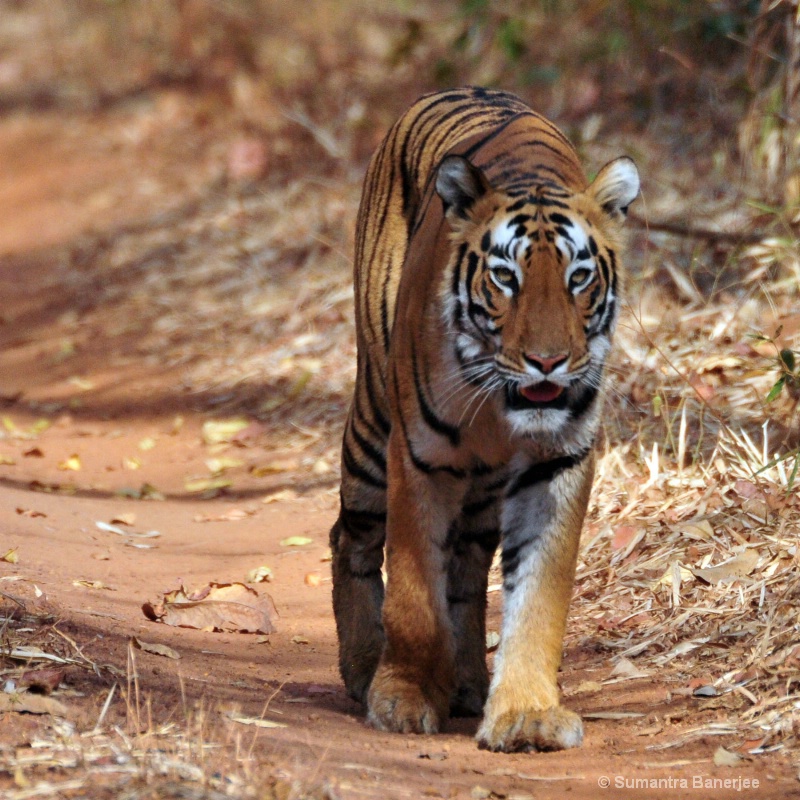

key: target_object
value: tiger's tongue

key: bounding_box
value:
[519,382,564,403]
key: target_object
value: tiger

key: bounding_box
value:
[329,86,639,752]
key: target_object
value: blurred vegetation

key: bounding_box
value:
[0,1,796,193]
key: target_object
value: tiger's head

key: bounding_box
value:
[435,153,639,439]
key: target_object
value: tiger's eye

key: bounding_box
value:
[491,266,516,285]
[569,267,593,290]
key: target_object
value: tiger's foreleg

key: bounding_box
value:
[446,480,502,717]
[366,431,464,734]
[330,407,389,704]
[476,453,593,752]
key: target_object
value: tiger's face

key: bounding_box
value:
[436,154,639,438]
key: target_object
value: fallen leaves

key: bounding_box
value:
[0,692,69,716]
[228,713,286,729]
[58,454,82,471]
[690,549,760,584]
[1,547,19,563]
[184,476,231,495]
[247,565,273,583]
[713,746,743,767]
[142,582,278,634]
[280,536,313,547]
[73,579,114,591]
[95,520,160,539]
[132,637,180,659]
[16,507,46,518]
[201,418,252,446]
[194,507,253,523]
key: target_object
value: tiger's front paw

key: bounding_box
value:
[367,668,447,734]
[477,705,583,752]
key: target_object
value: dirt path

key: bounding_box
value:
[1,104,797,800]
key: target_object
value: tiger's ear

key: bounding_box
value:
[436,155,491,220]
[587,156,640,220]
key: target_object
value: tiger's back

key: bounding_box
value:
[331,87,639,752]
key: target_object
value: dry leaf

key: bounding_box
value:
[291,635,309,644]
[247,566,273,583]
[280,536,313,547]
[68,376,94,391]
[58,454,82,471]
[0,454,15,465]
[110,513,136,526]
[485,631,500,651]
[132,637,180,659]
[262,489,297,504]
[201,418,251,445]
[691,549,760,584]
[713,746,742,767]
[9,646,69,664]
[73,579,114,590]
[194,508,251,523]
[138,437,157,451]
[0,692,69,716]
[1,548,19,564]
[680,519,714,540]
[582,711,645,720]
[143,582,278,633]
[184,476,232,494]
[312,458,332,475]
[96,521,160,538]
[611,525,639,550]
[609,657,650,680]
[205,456,244,474]
[692,685,719,697]
[16,508,46,518]
[251,459,300,476]
[304,571,322,587]
[228,713,286,729]
[571,680,603,695]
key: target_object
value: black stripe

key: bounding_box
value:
[350,415,388,473]
[342,440,387,489]
[451,242,468,298]
[463,113,524,160]
[506,448,591,499]
[396,399,466,479]
[501,542,523,577]
[411,341,461,447]
[365,362,391,436]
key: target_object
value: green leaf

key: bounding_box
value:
[766,377,785,402]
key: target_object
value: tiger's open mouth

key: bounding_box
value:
[506,381,567,410]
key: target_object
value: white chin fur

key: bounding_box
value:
[507,407,570,436]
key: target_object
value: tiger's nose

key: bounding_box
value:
[523,352,569,374]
